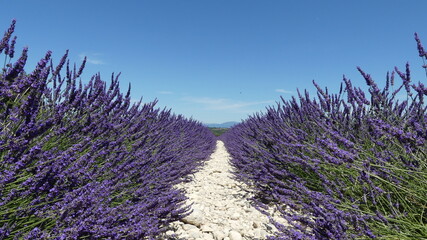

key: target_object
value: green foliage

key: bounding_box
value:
[209,127,229,136]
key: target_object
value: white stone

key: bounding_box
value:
[182,223,199,231]
[178,233,189,239]
[212,230,226,240]
[202,232,215,240]
[230,212,240,220]
[253,229,268,238]
[228,231,242,240]
[182,209,204,227]
[200,224,214,232]
[229,220,241,230]
[188,228,203,238]
[242,230,254,238]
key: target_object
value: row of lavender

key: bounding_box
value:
[0,21,216,239]
[222,35,427,239]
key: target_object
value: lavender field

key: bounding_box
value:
[221,36,427,239]
[0,21,216,239]
[1,19,427,240]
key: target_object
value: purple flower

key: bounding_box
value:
[414,33,426,57]
[0,19,16,54]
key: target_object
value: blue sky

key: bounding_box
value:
[1,1,427,123]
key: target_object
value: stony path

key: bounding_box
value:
[164,140,285,240]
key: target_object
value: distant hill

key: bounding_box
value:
[205,121,238,128]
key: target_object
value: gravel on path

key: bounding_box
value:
[164,140,287,240]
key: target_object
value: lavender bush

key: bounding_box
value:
[222,35,427,239]
[0,20,216,239]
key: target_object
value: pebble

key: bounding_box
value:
[183,223,199,231]
[253,229,268,239]
[182,209,204,227]
[228,230,242,240]
[188,228,203,238]
[230,212,240,220]
[212,230,226,240]
[201,225,214,232]
[202,232,215,240]
[165,140,288,239]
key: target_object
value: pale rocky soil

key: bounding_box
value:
[163,140,288,240]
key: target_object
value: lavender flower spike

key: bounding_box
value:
[0,19,16,54]
[414,33,427,58]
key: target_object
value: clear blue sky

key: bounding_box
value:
[2,1,427,123]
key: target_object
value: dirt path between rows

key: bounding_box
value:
[165,140,286,240]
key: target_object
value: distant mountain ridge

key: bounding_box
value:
[205,121,238,128]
